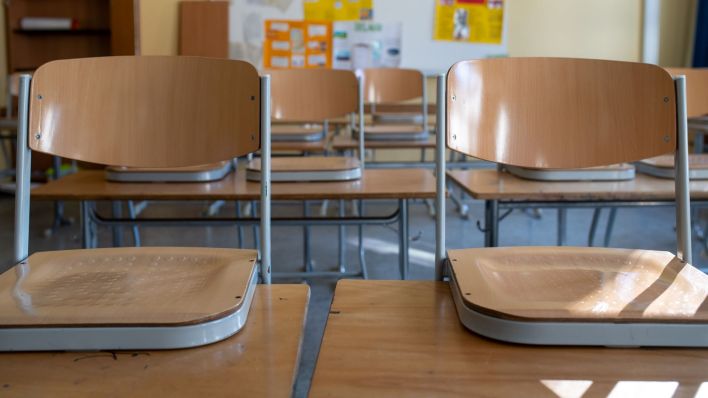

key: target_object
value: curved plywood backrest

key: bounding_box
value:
[364,68,423,104]
[268,69,357,122]
[666,67,708,118]
[447,58,677,169]
[28,56,261,168]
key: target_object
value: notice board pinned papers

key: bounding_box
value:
[304,0,373,21]
[433,0,504,44]
[264,20,332,69]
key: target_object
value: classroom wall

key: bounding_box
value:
[658,0,696,66]
[138,0,186,55]
[505,0,642,61]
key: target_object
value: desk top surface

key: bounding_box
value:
[448,169,708,201]
[332,135,436,149]
[32,168,436,201]
[310,280,708,398]
[0,284,308,398]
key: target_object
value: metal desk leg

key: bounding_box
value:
[235,201,244,249]
[304,200,314,272]
[111,201,123,247]
[251,200,260,253]
[127,200,141,247]
[696,131,705,153]
[484,200,499,247]
[338,199,347,273]
[557,208,567,246]
[358,199,368,279]
[399,198,409,280]
[604,208,617,247]
[588,208,602,246]
[81,201,90,249]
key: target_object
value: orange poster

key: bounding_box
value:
[263,20,332,69]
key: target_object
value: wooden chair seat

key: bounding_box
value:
[505,163,635,181]
[448,246,708,346]
[0,247,258,350]
[637,154,708,179]
[353,124,430,141]
[272,124,330,142]
[372,111,423,125]
[246,156,361,182]
[105,160,233,182]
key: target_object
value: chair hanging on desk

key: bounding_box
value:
[434,57,708,347]
[247,68,364,182]
[0,56,273,351]
[353,68,430,142]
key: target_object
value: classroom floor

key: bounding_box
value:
[0,195,706,397]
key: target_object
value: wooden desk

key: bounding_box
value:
[32,168,436,201]
[0,284,308,397]
[447,169,708,247]
[311,280,708,397]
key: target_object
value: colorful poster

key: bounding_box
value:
[263,20,332,69]
[304,0,373,21]
[332,21,401,70]
[433,0,503,44]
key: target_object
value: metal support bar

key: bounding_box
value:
[304,200,313,272]
[435,73,446,281]
[358,199,368,279]
[13,74,31,264]
[111,201,123,247]
[357,75,365,168]
[674,75,692,264]
[260,75,272,284]
[604,208,617,247]
[399,198,409,280]
[127,200,141,247]
[338,199,347,273]
[557,208,567,246]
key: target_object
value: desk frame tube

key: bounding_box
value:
[260,75,272,283]
[435,74,446,281]
[674,75,692,264]
[13,74,31,264]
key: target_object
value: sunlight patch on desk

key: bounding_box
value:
[608,381,678,398]
[540,380,592,398]
[347,236,434,267]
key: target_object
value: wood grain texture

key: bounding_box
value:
[268,69,358,122]
[247,157,359,172]
[447,169,708,201]
[332,135,436,149]
[363,68,423,103]
[178,1,228,58]
[666,67,708,118]
[29,56,260,167]
[0,284,308,398]
[450,247,708,322]
[354,124,428,134]
[0,247,256,327]
[310,280,708,397]
[447,58,676,168]
[31,168,436,200]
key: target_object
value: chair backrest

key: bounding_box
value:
[28,56,261,168]
[665,67,708,118]
[363,68,423,104]
[447,58,676,169]
[268,68,358,122]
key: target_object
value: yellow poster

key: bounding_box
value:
[263,20,332,69]
[433,0,503,44]
[304,0,373,21]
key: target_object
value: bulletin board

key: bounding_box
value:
[263,20,332,68]
[229,0,507,72]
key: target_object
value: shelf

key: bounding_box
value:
[12,28,110,35]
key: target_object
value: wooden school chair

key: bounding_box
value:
[594,67,708,247]
[247,68,364,182]
[435,57,708,347]
[354,68,429,142]
[0,56,274,350]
